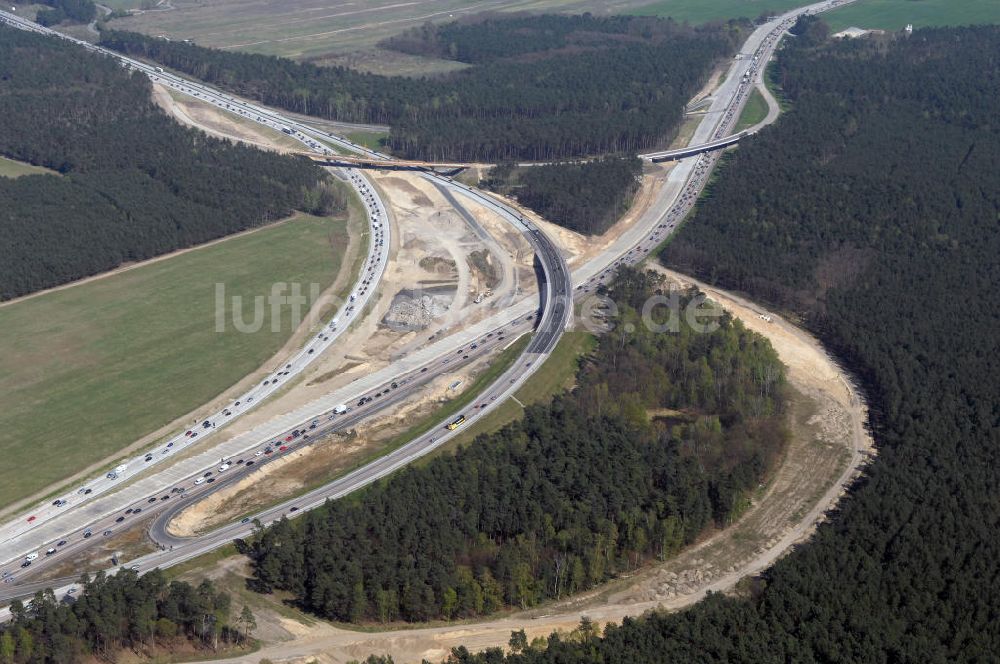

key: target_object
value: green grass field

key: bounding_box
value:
[734,87,768,131]
[0,155,57,179]
[824,0,1000,32]
[344,131,389,152]
[0,213,350,509]
[632,0,808,23]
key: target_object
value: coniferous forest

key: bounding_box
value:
[438,21,1000,664]
[0,571,244,663]
[34,0,96,27]
[0,26,344,301]
[483,157,643,236]
[244,268,787,623]
[100,15,746,162]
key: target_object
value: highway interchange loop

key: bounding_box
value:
[0,0,854,606]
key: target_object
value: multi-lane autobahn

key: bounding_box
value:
[0,0,851,606]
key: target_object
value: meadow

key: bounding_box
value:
[0,213,350,509]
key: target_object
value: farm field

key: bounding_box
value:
[632,0,809,22]
[824,0,1000,31]
[103,0,706,68]
[0,213,351,511]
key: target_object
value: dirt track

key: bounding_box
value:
[183,266,873,664]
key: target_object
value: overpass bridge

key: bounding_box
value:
[299,152,467,175]
[639,130,750,162]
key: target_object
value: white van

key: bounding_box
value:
[194,478,206,485]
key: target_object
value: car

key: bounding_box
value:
[218,464,230,472]
[237,459,245,465]
[245,460,255,466]
[83,530,92,538]
[167,442,174,448]
[160,495,169,501]
[125,508,133,514]
[241,517,251,523]
[289,506,299,512]
[66,588,77,595]
[255,450,263,456]
[84,488,92,495]
[52,500,61,506]
[421,367,428,373]
[202,421,211,428]
[102,530,112,537]
[132,508,142,514]
[279,445,288,452]
[77,488,88,494]
[203,471,213,478]
[148,497,157,503]
[185,430,193,436]
[264,448,273,455]
[194,478,205,485]
[57,540,66,546]
[145,456,153,462]
[130,564,140,571]
[206,478,215,483]
[391,382,398,389]
[27,516,36,523]
[285,435,293,442]
[20,561,30,568]
[115,516,125,523]
[46,548,56,555]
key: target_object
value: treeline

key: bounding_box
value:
[0,570,254,663]
[0,26,345,300]
[437,22,1000,664]
[35,0,96,26]
[243,267,786,623]
[100,15,745,161]
[483,157,643,235]
[382,13,704,64]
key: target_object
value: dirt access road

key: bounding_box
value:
[184,266,874,664]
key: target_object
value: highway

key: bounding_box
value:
[0,0,850,607]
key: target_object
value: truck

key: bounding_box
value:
[107,463,128,480]
[333,404,348,415]
[446,415,466,431]
[25,552,38,562]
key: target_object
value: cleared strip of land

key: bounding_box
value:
[0,155,57,178]
[0,213,351,511]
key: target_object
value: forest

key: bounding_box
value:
[0,571,250,664]
[440,20,1000,663]
[100,15,746,161]
[483,157,643,235]
[243,267,787,623]
[0,26,345,301]
[34,0,96,27]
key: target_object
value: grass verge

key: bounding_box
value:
[433,330,596,454]
[734,87,767,132]
[344,131,389,152]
